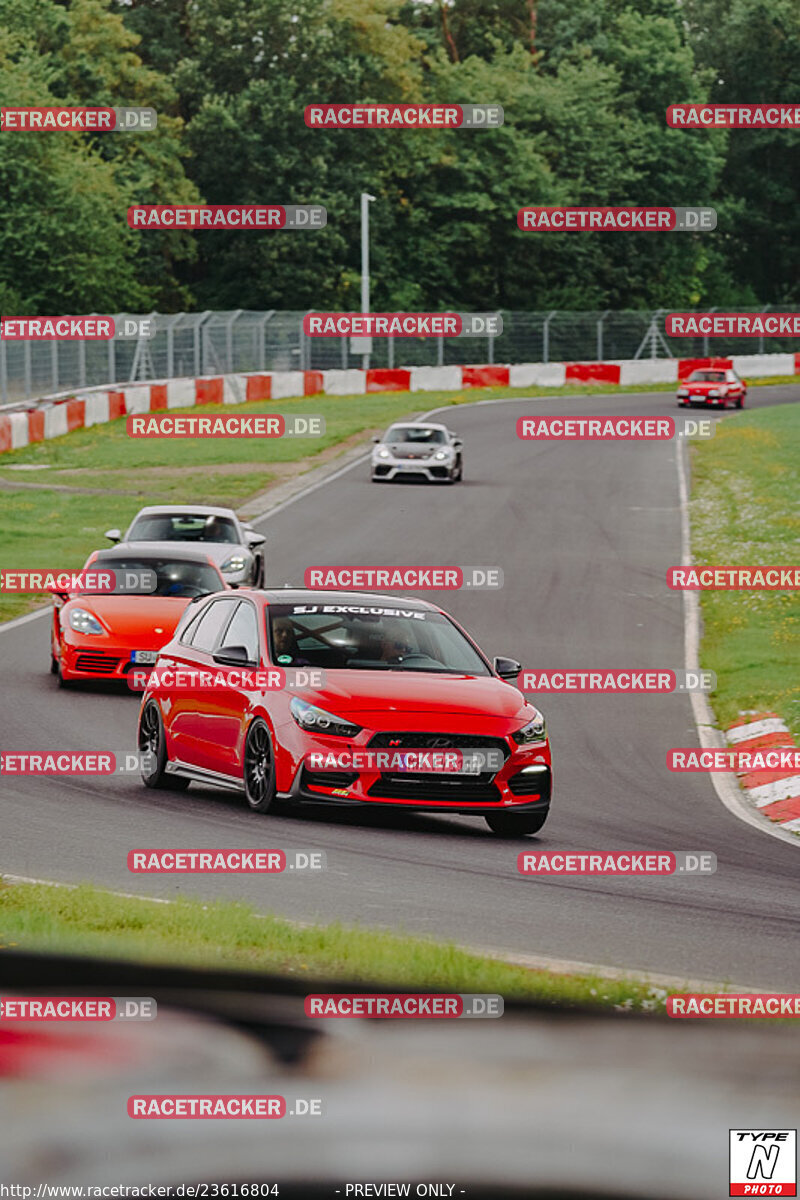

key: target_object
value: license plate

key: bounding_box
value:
[132,650,158,665]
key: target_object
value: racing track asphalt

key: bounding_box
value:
[1,385,799,989]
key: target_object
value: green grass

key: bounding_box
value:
[690,402,800,742]
[0,877,677,1012]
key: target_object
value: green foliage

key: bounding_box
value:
[0,0,797,312]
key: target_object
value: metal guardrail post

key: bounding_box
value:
[437,335,444,367]
[226,310,243,373]
[24,340,32,400]
[257,311,275,372]
[543,310,557,364]
[388,336,394,369]
[703,307,717,357]
[0,339,7,404]
[597,310,610,361]
[194,312,211,376]
[758,304,769,356]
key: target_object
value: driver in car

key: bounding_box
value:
[272,618,311,666]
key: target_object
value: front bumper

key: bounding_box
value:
[372,457,454,481]
[275,728,552,816]
[58,640,156,685]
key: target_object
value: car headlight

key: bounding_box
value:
[221,555,247,573]
[290,696,363,738]
[433,450,452,461]
[68,608,104,635]
[511,709,547,744]
[376,448,391,459]
[707,390,719,398]
[677,388,689,397]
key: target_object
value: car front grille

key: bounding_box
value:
[368,732,510,759]
[367,775,501,804]
[74,653,121,674]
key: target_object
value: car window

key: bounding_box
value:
[128,514,240,545]
[385,426,446,445]
[186,597,239,653]
[218,601,260,662]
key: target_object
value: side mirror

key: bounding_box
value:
[452,438,463,449]
[104,528,121,543]
[244,531,266,548]
[371,435,381,443]
[493,655,521,682]
[213,645,256,668]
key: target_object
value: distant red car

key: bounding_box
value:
[51,547,227,687]
[677,368,746,408]
[137,589,553,836]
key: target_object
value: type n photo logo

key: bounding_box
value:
[730,1130,797,1196]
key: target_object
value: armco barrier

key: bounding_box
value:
[1,355,796,454]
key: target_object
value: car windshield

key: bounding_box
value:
[128,513,240,544]
[385,426,447,445]
[267,603,491,674]
[688,370,726,382]
[84,557,222,598]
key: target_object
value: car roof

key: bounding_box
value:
[240,588,440,612]
[94,542,222,564]
[129,505,238,519]
[384,421,449,432]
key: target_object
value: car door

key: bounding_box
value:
[166,595,240,773]
[204,598,263,776]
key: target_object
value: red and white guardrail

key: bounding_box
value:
[726,712,800,833]
[0,353,797,454]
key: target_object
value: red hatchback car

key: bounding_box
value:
[137,589,553,836]
[676,368,747,408]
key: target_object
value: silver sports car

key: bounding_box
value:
[370,422,463,483]
[104,505,266,587]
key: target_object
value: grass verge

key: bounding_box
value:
[690,401,800,742]
[0,876,676,1011]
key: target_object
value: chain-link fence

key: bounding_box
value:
[1,307,796,404]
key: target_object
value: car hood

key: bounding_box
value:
[297,671,531,728]
[63,595,193,641]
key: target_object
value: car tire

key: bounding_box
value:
[253,556,265,588]
[56,659,73,689]
[243,717,277,813]
[453,457,463,482]
[50,653,59,675]
[139,701,190,791]
[485,810,548,837]
[736,396,744,409]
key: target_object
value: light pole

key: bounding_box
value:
[360,192,376,370]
